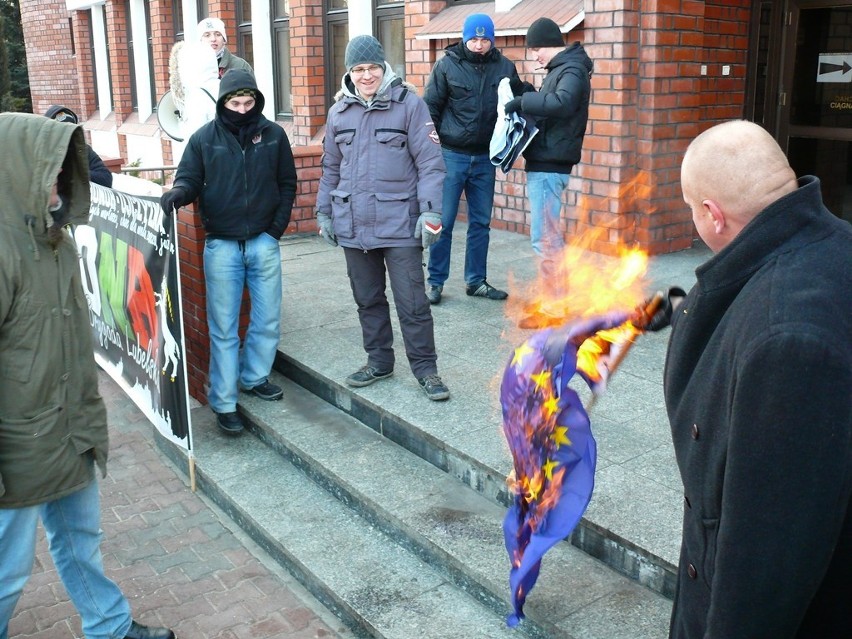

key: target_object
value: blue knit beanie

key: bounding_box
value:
[462,13,495,45]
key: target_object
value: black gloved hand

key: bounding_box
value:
[160,187,187,215]
[640,287,687,331]
[504,97,523,115]
[509,76,523,96]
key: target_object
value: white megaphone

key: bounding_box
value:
[157,90,185,142]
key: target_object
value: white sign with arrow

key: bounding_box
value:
[817,53,852,83]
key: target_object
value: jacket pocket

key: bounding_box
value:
[0,406,63,472]
[700,517,719,588]
[330,189,355,239]
[334,130,356,172]
[374,192,415,240]
[0,295,46,384]
[375,129,411,182]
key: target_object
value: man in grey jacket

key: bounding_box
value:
[316,35,450,401]
[0,114,174,639]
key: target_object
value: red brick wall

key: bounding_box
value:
[21,1,79,117]
[20,0,756,401]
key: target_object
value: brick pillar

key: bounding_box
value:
[290,0,328,146]
[20,1,79,116]
[105,2,132,126]
[405,1,445,91]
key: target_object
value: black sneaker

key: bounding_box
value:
[427,285,443,305]
[215,411,244,435]
[346,365,394,388]
[123,621,175,639]
[466,280,508,300]
[247,380,284,401]
[417,374,450,401]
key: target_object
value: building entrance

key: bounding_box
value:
[747,0,852,222]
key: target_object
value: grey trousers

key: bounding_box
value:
[343,246,438,378]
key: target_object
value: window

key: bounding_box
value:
[197,0,207,20]
[272,0,292,117]
[125,0,137,110]
[375,1,404,79]
[236,0,254,67]
[173,0,184,40]
[144,1,155,109]
[324,0,349,108]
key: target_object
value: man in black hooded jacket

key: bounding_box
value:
[504,18,592,309]
[160,69,297,435]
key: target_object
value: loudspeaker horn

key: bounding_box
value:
[157,91,184,142]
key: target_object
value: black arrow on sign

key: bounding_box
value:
[818,60,852,77]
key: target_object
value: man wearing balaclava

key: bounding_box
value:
[422,13,526,306]
[160,70,297,435]
[197,17,253,79]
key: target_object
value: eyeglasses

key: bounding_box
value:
[350,64,383,77]
[54,111,77,124]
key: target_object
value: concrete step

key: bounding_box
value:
[277,351,678,600]
[163,371,671,638]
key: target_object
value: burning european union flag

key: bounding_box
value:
[500,311,631,627]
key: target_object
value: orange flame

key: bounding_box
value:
[507,171,656,333]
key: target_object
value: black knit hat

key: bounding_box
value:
[526,17,564,48]
[345,35,385,71]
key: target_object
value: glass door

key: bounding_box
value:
[780,1,852,222]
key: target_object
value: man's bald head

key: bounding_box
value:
[681,120,797,251]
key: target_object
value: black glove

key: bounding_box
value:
[504,97,523,115]
[640,287,687,332]
[160,187,187,215]
[508,76,523,95]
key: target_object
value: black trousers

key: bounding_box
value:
[343,246,438,378]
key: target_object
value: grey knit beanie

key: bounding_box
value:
[345,35,385,71]
[526,18,565,48]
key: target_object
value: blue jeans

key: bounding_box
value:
[427,149,496,288]
[527,172,569,288]
[0,472,132,639]
[204,233,282,413]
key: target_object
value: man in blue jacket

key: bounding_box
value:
[160,70,297,435]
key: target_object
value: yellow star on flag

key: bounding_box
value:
[542,396,559,417]
[530,370,551,391]
[542,459,559,481]
[550,426,571,447]
[512,342,535,367]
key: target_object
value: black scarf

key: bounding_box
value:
[219,106,263,149]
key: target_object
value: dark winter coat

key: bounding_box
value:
[0,113,109,508]
[664,176,852,638]
[423,42,521,155]
[172,69,297,240]
[218,47,253,79]
[317,68,445,251]
[518,43,592,174]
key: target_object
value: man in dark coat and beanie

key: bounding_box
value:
[648,120,851,638]
[422,13,523,305]
[160,69,297,435]
[504,17,592,311]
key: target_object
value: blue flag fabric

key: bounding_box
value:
[501,312,629,626]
